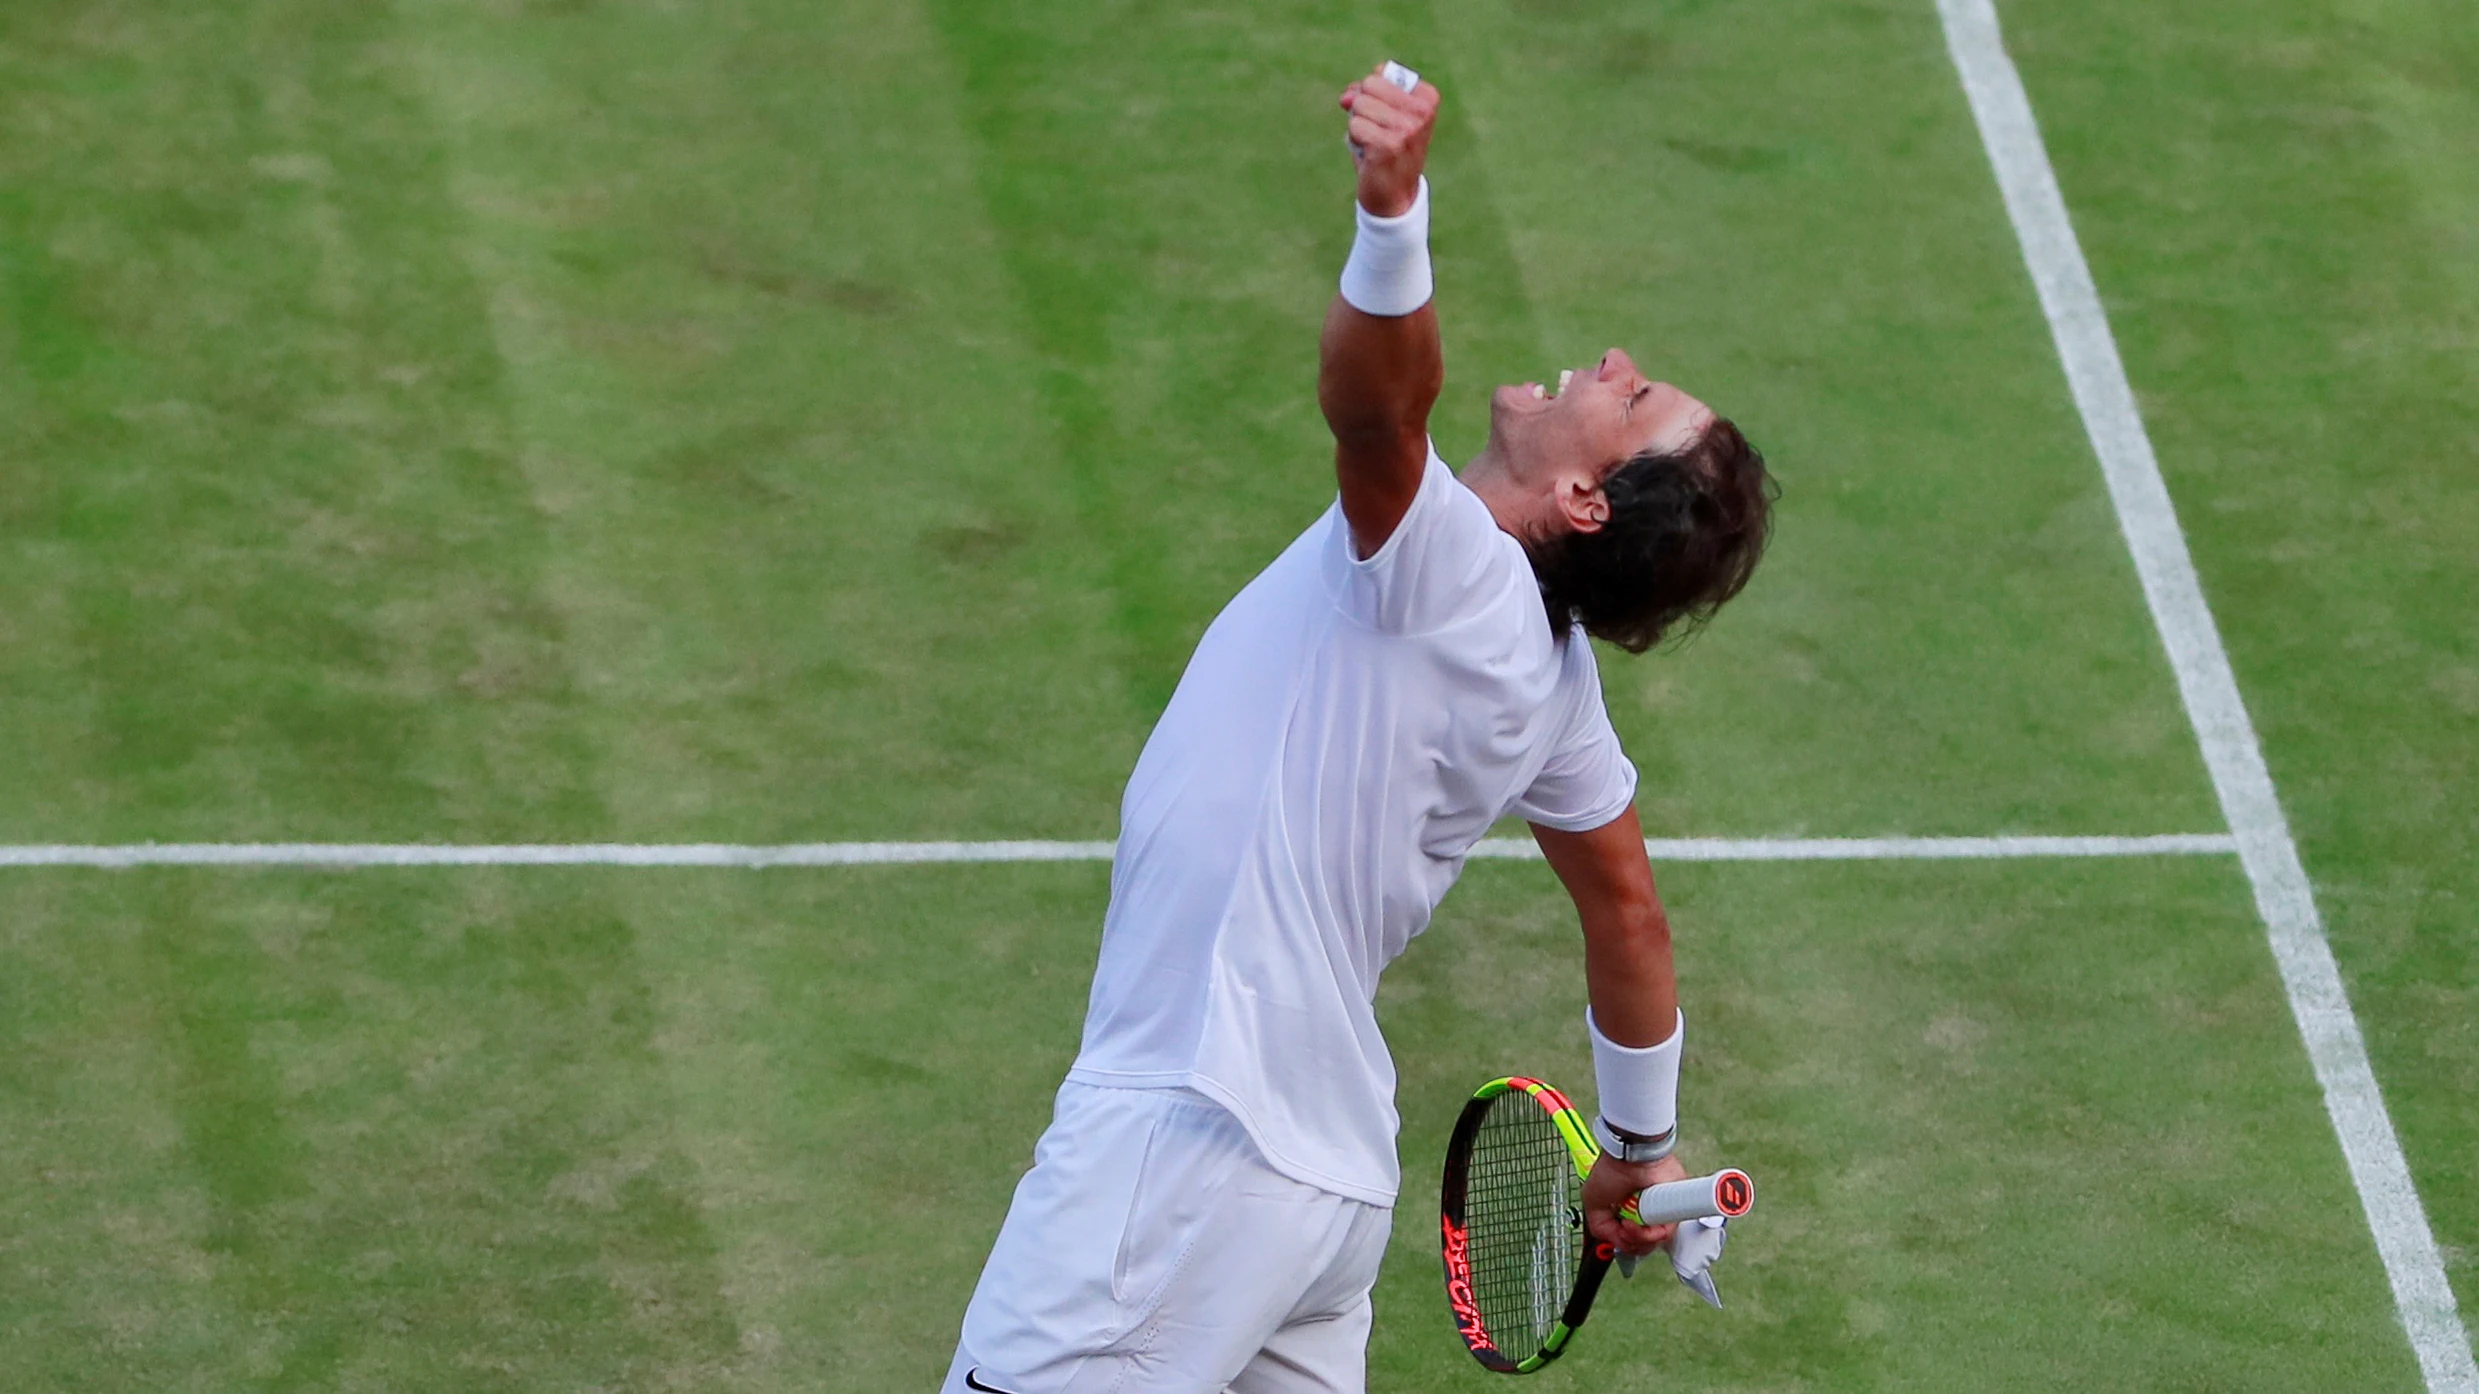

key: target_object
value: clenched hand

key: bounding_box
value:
[1339,63,1439,218]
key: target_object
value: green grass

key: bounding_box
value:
[2003,0,2479,1315]
[1,0,2471,1388]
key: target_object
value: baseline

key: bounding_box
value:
[0,833,2237,870]
[1936,2,2476,1388]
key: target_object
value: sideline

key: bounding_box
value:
[1936,1,2476,1386]
[0,833,2238,869]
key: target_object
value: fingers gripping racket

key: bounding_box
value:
[1438,1076,1753,1374]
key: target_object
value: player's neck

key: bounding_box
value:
[1460,444,1541,541]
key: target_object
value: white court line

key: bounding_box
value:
[1624,833,2234,862]
[0,833,2236,869]
[1936,2,2476,1387]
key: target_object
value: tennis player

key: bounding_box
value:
[942,63,1774,1394]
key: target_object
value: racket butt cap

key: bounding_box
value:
[1715,1169,1755,1217]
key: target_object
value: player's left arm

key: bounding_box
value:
[1531,802,1691,1255]
[1318,64,1443,558]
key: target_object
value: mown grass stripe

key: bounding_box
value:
[1936,1,2478,1387]
[0,833,2234,868]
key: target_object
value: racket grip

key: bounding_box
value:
[1618,1169,1755,1227]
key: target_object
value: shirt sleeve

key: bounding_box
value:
[1333,443,1530,636]
[1509,635,1639,832]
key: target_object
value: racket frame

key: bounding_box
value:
[1437,1076,1612,1374]
[1438,1075,1754,1374]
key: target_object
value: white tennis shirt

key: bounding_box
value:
[1065,446,1639,1206]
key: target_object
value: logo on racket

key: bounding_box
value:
[1440,1215,1498,1354]
[1715,1170,1754,1217]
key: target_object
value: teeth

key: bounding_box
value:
[1529,384,1545,400]
[1557,369,1574,395]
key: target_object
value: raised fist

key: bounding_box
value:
[1339,62,1439,219]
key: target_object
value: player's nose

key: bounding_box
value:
[1599,348,1638,382]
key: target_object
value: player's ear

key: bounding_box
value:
[1560,473,1611,535]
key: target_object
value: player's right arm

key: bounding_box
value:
[1532,802,1690,1256]
[1318,64,1444,559]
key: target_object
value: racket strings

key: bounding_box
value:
[1463,1094,1582,1360]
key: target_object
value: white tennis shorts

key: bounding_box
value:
[941,1081,1394,1394]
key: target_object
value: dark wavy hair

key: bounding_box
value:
[1524,417,1775,653]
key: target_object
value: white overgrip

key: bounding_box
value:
[1622,1169,1756,1226]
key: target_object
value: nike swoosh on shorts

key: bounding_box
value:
[964,1369,1020,1394]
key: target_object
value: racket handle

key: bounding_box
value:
[1618,1169,1755,1227]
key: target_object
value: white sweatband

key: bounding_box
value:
[1588,1006,1683,1144]
[1338,176,1432,317]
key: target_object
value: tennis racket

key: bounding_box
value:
[1438,1075,1754,1374]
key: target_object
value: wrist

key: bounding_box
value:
[1587,1005,1683,1153]
[1593,1114,1677,1163]
[1354,173,1426,231]
[1339,176,1432,317]
[1357,176,1419,220]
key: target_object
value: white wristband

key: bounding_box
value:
[1338,175,1432,317]
[1588,1006,1683,1141]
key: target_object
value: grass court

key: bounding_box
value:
[3,0,2474,1388]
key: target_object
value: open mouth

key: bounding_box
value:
[1525,368,1577,402]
